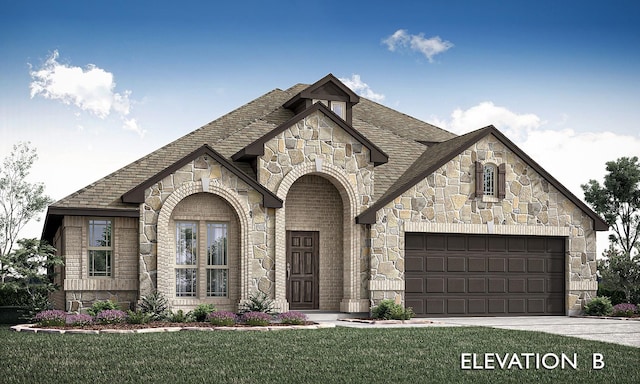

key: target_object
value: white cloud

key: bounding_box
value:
[29,50,144,137]
[432,101,640,257]
[122,118,147,138]
[339,74,385,102]
[383,29,454,62]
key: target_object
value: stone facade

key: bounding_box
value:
[51,108,600,316]
[367,134,597,314]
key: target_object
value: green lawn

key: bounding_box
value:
[1,325,638,383]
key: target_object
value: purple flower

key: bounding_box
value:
[66,313,94,326]
[612,303,638,317]
[206,311,238,326]
[34,310,67,326]
[278,311,308,325]
[241,311,273,326]
[96,309,127,324]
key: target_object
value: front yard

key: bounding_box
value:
[1,325,639,383]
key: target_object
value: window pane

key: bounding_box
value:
[176,222,197,265]
[89,220,111,247]
[89,250,111,277]
[330,101,346,119]
[207,223,227,266]
[176,268,197,297]
[483,165,496,196]
[207,269,227,297]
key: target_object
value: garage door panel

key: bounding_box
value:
[426,278,445,293]
[405,278,424,294]
[468,299,486,313]
[488,278,506,293]
[488,258,506,272]
[406,233,565,317]
[426,257,445,272]
[468,278,486,293]
[527,258,545,273]
[447,257,466,272]
[447,299,466,314]
[447,278,466,293]
[405,256,424,272]
[468,258,485,272]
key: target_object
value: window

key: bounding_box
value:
[475,161,506,198]
[313,99,346,119]
[175,221,229,298]
[88,219,112,277]
[206,223,228,297]
[483,164,497,196]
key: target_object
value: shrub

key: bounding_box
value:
[126,310,152,324]
[597,287,627,306]
[241,311,272,326]
[584,296,614,316]
[612,303,638,317]
[189,304,216,322]
[138,291,170,321]
[207,311,238,326]
[34,309,67,326]
[277,311,308,325]
[239,291,276,314]
[66,314,94,326]
[372,299,414,320]
[87,300,120,316]
[96,309,127,324]
[169,309,189,323]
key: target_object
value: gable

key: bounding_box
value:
[356,125,608,231]
[232,102,388,166]
[122,144,282,208]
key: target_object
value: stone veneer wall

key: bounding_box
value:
[260,111,373,312]
[60,216,139,312]
[140,155,271,312]
[368,134,597,314]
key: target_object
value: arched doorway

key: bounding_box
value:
[285,175,344,310]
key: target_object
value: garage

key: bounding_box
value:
[405,233,565,317]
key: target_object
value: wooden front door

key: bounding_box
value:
[286,231,319,310]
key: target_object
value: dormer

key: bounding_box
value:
[283,73,360,125]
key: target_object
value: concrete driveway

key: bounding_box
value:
[422,316,640,348]
[334,316,640,348]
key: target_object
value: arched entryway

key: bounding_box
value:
[285,175,344,310]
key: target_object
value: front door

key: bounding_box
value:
[286,231,319,309]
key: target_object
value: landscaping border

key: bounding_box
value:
[10,322,335,334]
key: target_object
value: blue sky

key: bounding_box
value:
[1,0,639,252]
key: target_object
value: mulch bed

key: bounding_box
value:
[41,321,316,331]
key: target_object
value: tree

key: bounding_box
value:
[0,142,54,283]
[597,245,640,304]
[582,156,640,257]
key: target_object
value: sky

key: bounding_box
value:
[1,0,639,256]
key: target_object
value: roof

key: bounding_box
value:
[41,75,607,242]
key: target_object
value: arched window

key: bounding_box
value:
[483,164,497,196]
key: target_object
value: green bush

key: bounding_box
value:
[126,310,152,324]
[239,291,275,314]
[372,299,414,320]
[169,309,190,323]
[189,304,216,322]
[584,296,614,316]
[138,291,170,321]
[86,300,120,316]
[597,287,627,305]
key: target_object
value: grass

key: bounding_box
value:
[1,325,639,383]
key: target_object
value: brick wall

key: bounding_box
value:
[59,216,139,311]
[285,175,344,310]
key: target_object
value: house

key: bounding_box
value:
[42,74,607,317]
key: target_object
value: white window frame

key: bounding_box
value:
[175,221,198,297]
[483,163,497,197]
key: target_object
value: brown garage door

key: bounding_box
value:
[405,233,565,316]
